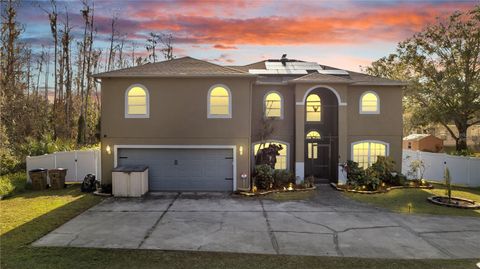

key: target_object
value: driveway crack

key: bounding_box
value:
[138,192,180,248]
[260,200,279,254]
[388,215,456,258]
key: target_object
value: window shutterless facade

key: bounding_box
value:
[306,94,321,121]
[360,91,380,114]
[264,91,283,119]
[207,85,232,118]
[125,84,149,118]
[351,141,389,168]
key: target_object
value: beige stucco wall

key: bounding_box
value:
[250,84,295,170]
[100,77,254,190]
[100,76,404,188]
[346,85,403,169]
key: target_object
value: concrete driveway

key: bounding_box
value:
[34,186,480,259]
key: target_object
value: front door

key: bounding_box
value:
[305,141,331,180]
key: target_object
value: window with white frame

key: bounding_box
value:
[360,91,379,114]
[253,142,288,170]
[352,141,388,168]
[125,85,149,118]
[264,91,282,118]
[306,94,321,121]
[208,85,231,118]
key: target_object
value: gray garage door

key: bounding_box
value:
[117,148,233,191]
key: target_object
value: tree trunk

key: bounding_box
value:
[455,125,468,151]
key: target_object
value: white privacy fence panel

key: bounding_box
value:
[402,150,480,187]
[26,150,101,183]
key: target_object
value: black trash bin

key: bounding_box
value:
[49,168,67,189]
[29,168,48,190]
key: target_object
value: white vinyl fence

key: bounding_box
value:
[402,150,480,187]
[26,150,101,183]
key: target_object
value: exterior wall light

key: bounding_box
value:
[106,145,112,155]
[239,146,244,156]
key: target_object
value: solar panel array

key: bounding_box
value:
[249,61,349,75]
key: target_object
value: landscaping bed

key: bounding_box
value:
[427,196,480,209]
[332,180,433,194]
[237,185,316,197]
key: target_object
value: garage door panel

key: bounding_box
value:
[117,148,233,191]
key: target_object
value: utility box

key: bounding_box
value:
[112,165,148,197]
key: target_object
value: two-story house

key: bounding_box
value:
[93,56,404,192]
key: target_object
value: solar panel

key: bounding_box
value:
[318,69,349,75]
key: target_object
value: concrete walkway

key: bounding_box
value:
[34,186,480,259]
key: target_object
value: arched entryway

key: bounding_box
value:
[304,88,339,183]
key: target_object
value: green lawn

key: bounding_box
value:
[0,182,478,269]
[344,183,480,217]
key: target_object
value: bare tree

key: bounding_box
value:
[145,32,160,63]
[160,33,174,60]
[107,14,117,71]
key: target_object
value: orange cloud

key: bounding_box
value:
[213,44,238,50]
[133,2,474,46]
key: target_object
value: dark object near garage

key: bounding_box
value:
[81,174,97,192]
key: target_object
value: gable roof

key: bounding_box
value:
[93,57,255,78]
[403,134,442,141]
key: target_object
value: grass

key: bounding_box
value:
[0,172,27,197]
[0,181,477,269]
[344,183,480,217]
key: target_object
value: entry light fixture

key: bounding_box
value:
[106,145,112,155]
[239,146,244,156]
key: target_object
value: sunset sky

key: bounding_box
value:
[17,0,477,72]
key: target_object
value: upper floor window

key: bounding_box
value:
[208,85,231,118]
[125,84,149,118]
[351,141,388,168]
[360,91,380,114]
[264,91,283,119]
[306,94,321,121]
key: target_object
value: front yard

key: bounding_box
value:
[0,177,477,269]
[344,183,480,217]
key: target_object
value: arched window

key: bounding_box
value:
[306,131,321,159]
[208,85,231,118]
[306,131,321,139]
[360,91,379,114]
[306,94,321,121]
[125,84,149,118]
[264,91,283,118]
[253,141,288,170]
[351,141,389,168]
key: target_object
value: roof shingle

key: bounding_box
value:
[93,57,254,78]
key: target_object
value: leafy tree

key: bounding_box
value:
[365,6,480,151]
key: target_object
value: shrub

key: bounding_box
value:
[0,172,27,197]
[273,169,294,188]
[345,160,384,191]
[367,156,404,186]
[345,160,366,188]
[254,164,274,190]
[0,147,20,175]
